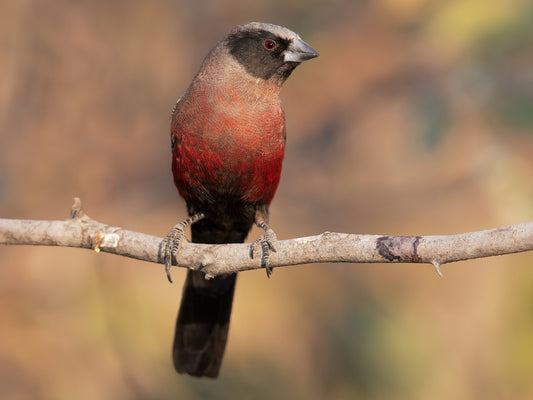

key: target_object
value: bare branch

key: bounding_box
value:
[1,199,533,278]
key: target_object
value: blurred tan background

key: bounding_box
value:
[1,0,533,399]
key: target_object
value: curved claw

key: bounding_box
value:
[165,266,173,283]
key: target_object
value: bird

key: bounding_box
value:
[162,22,318,378]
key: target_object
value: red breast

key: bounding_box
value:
[172,80,286,205]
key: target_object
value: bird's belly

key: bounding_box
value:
[173,133,284,206]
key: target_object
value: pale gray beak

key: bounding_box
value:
[284,37,319,63]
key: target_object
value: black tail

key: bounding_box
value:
[172,270,236,378]
[172,212,251,378]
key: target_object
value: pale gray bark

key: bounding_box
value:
[1,199,532,278]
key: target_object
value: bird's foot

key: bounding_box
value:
[162,212,204,283]
[250,221,277,278]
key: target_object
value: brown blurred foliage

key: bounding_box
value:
[1,0,533,399]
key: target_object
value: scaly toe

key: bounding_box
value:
[162,226,185,283]
[249,233,277,278]
[161,212,205,283]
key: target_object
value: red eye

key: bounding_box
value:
[264,40,276,50]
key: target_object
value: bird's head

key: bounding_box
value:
[223,22,319,84]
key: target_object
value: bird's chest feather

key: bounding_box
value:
[171,86,286,205]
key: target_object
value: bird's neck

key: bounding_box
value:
[195,49,284,102]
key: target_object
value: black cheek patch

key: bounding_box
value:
[227,30,291,81]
